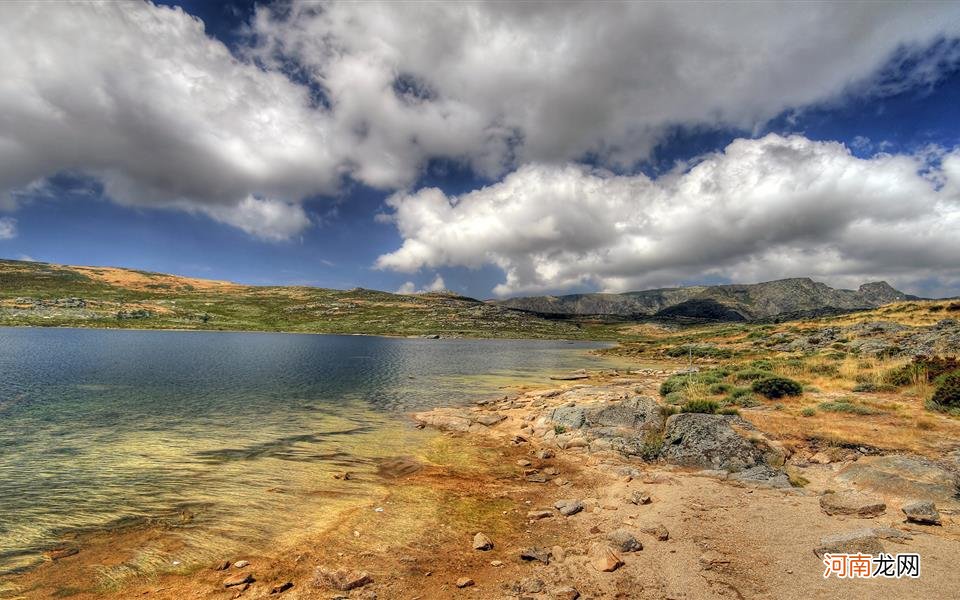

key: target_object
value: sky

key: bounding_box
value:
[1,2,960,299]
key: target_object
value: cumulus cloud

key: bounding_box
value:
[377,135,960,297]
[0,217,15,240]
[1,1,959,240]
[396,274,447,295]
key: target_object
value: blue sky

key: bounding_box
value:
[2,2,960,298]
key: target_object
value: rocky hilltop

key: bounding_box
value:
[496,278,913,321]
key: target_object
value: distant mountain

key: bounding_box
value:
[495,278,915,321]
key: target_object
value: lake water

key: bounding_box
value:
[0,328,614,577]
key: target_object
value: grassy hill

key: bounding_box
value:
[0,259,608,339]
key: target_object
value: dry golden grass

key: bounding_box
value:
[71,265,241,293]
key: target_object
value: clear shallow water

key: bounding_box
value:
[0,328,613,577]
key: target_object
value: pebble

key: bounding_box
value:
[214,560,231,571]
[527,509,554,520]
[553,586,581,600]
[456,577,475,588]
[629,490,652,505]
[537,449,555,459]
[223,573,254,588]
[270,581,294,594]
[233,560,250,568]
[589,544,624,572]
[519,546,551,564]
[517,459,532,467]
[554,499,583,516]
[473,532,494,551]
[607,528,643,552]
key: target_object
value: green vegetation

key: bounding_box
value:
[817,400,879,415]
[751,376,803,399]
[0,259,619,340]
[681,399,719,414]
[929,371,960,413]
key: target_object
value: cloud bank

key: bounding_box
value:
[0,218,15,240]
[1,1,959,241]
[377,135,960,297]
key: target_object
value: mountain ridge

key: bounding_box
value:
[495,277,916,321]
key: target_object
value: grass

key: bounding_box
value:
[818,400,881,415]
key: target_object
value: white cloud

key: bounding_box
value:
[0,217,15,240]
[395,274,447,295]
[377,134,960,297]
[1,2,959,240]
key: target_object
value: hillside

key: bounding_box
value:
[496,277,914,321]
[0,259,597,339]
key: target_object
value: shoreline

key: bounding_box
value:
[4,365,960,599]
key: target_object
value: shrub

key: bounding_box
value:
[734,369,770,383]
[717,406,740,416]
[807,363,839,376]
[553,424,567,434]
[852,382,895,393]
[801,407,816,417]
[749,359,775,371]
[929,371,960,410]
[665,345,734,359]
[664,391,687,405]
[885,356,960,387]
[727,387,759,407]
[818,400,879,415]
[708,382,732,395]
[752,376,803,399]
[638,431,664,461]
[659,374,693,396]
[681,399,719,414]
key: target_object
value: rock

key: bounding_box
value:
[527,509,554,520]
[473,532,494,551]
[550,546,565,562]
[233,560,250,568]
[43,547,79,561]
[607,529,643,552]
[475,413,506,426]
[728,464,791,488]
[214,560,231,571]
[554,499,583,516]
[315,567,373,591]
[537,449,555,459]
[333,472,351,480]
[833,455,960,508]
[660,413,767,471]
[270,581,294,594]
[550,373,590,381]
[223,573,254,588]
[562,437,589,449]
[517,459,532,467]
[819,491,886,517]
[588,543,623,572]
[814,531,885,558]
[516,577,545,593]
[549,405,587,430]
[553,586,581,600]
[413,409,473,432]
[640,524,669,541]
[698,550,730,570]
[526,472,548,483]
[629,490,651,505]
[519,546,551,564]
[902,500,941,525]
[456,577,475,588]
[586,396,664,431]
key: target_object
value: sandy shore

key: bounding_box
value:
[4,367,959,600]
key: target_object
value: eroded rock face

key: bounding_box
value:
[659,413,767,472]
[833,455,960,508]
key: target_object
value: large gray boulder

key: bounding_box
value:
[659,413,767,472]
[586,396,664,431]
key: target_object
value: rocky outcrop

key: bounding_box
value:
[832,455,960,508]
[659,413,767,472]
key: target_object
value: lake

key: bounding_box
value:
[0,328,615,577]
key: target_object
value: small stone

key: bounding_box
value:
[517,577,544,593]
[550,545,565,562]
[233,560,250,568]
[553,586,580,600]
[473,532,494,551]
[333,472,351,480]
[43,547,79,561]
[607,528,643,552]
[517,459,532,467]
[270,581,294,594]
[629,490,652,505]
[814,531,884,558]
[526,472,548,483]
[456,577,475,588]
[537,449,555,459]
[902,500,941,525]
[819,491,886,517]
[640,524,669,541]
[520,546,551,564]
[490,560,504,567]
[475,413,506,426]
[589,543,623,572]
[316,567,372,591]
[223,573,254,588]
[554,499,584,516]
[543,466,560,476]
[527,509,554,520]
[214,560,231,571]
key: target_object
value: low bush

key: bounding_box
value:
[665,345,734,359]
[801,407,816,417]
[708,382,732,395]
[717,406,740,416]
[734,369,770,383]
[929,371,960,411]
[752,376,803,398]
[664,391,687,405]
[638,431,664,461]
[681,399,719,414]
[818,400,879,415]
